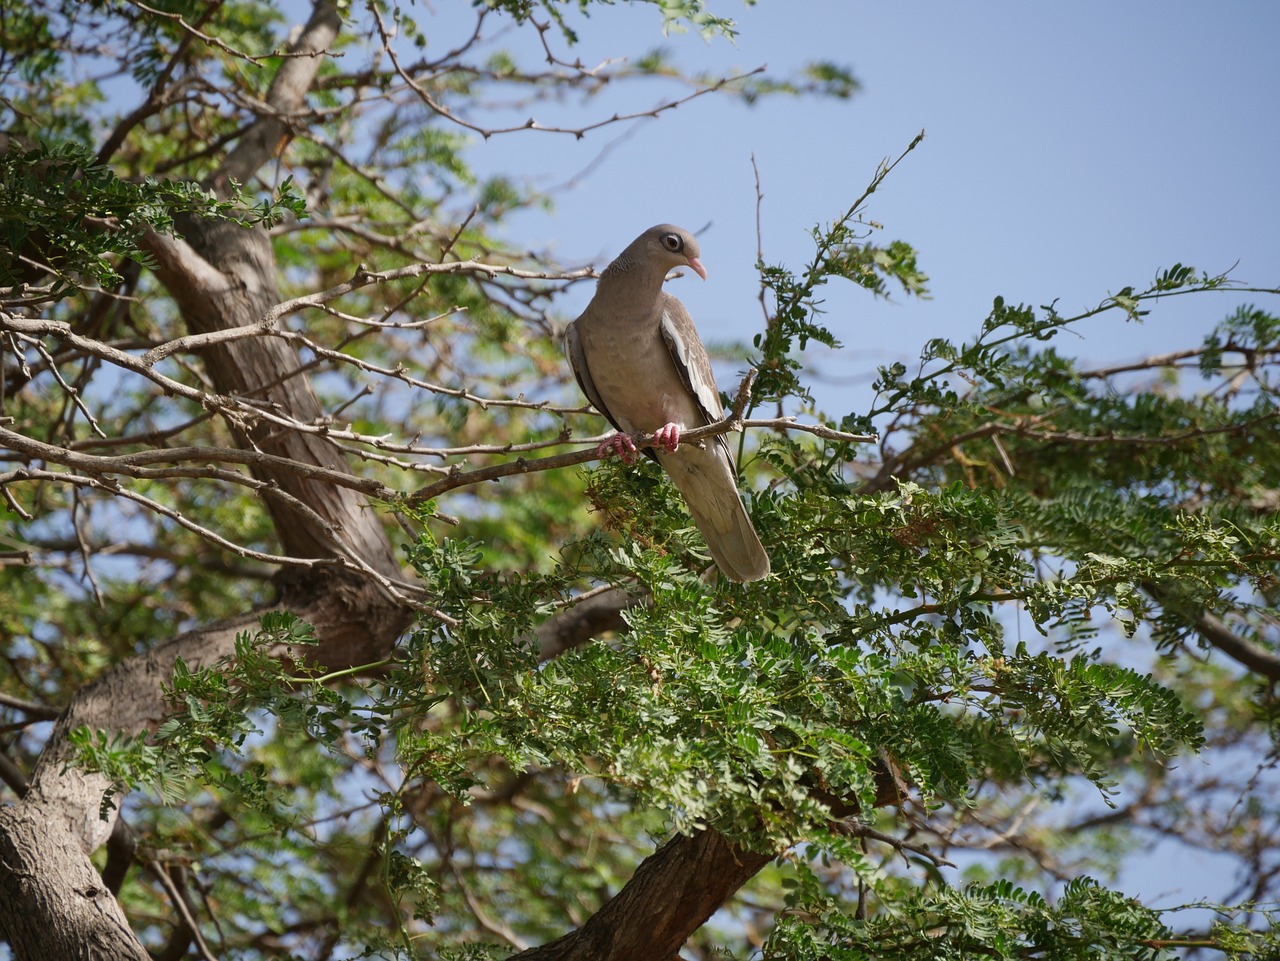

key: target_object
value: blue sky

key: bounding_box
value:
[434,1,1280,416]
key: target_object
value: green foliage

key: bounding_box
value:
[481,0,752,42]
[0,1,62,83]
[385,851,441,925]
[48,205,1279,957]
[69,613,341,813]
[1201,302,1280,377]
[753,136,929,416]
[387,429,1213,919]
[767,876,1185,960]
[7,2,1279,959]
[0,138,304,290]
[738,60,861,103]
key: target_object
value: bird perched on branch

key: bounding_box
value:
[564,224,770,582]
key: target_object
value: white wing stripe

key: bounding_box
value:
[660,308,723,424]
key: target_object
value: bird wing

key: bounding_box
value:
[564,318,625,435]
[657,292,725,428]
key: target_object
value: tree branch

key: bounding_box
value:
[533,586,638,662]
[218,0,342,189]
[510,762,908,961]
[370,2,767,141]
[407,369,874,504]
[1191,611,1280,682]
[139,259,593,366]
[511,828,772,961]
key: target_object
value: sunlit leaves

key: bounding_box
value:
[752,139,928,411]
[739,60,860,103]
[0,139,303,289]
[480,0,750,43]
[767,876,1180,961]
[1200,304,1280,379]
[8,1,1280,957]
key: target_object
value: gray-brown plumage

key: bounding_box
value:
[564,224,770,582]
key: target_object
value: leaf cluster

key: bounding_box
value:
[0,138,303,290]
[767,876,1200,961]
[7,3,1279,957]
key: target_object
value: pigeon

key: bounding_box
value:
[564,224,770,582]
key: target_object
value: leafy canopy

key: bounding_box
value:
[2,1,1278,959]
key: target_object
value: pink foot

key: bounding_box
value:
[597,432,639,465]
[653,422,681,453]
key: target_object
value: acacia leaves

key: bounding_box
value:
[752,135,929,414]
[483,0,752,42]
[10,0,1279,958]
[769,876,1182,961]
[389,464,1205,856]
[0,138,304,290]
[57,196,1273,957]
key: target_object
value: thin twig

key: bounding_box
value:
[70,489,104,607]
[832,821,957,869]
[370,2,766,141]
[139,259,592,366]
[122,0,329,66]
[0,691,61,721]
[447,861,530,951]
[751,152,770,328]
[405,370,874,504]
[0,466,446,620]
[145,858,219,961]
[23,336,107,439]
[0,426,397,499]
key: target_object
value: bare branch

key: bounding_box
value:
[406,371,874,504]
[146,858,219,961]
[0,426,398,500]
[140,259,593,366]
[219,1,342,188]
[370,1,766,141]
[0,692,61,722]
[1193,614,1280,682]
[0,465,448,621]
[121,0,307,66]
[831,820,956,869]
[449,861,530,951]
[96,0,218,167]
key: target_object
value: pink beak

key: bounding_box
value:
[687,256,707,281]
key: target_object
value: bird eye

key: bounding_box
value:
[661,233,682,252]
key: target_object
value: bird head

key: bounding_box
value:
[644,224,707,281]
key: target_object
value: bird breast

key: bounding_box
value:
[580,315,698,436]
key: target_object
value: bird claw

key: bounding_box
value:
[598,432,639,464]
[653,422,681,453]
[597,424,680,463]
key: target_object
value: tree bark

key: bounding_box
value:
[514,829,772,961]
[0,4,417,958]
[508,760,905,961]
[534,587,636,661]
[0,3,900,957]
[0,806,151,961]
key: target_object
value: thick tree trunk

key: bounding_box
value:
[0,3,889,957]
[150,214,404,580]
[0,5,416,958]
[515,829,772,961]
[0,804,151,961]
